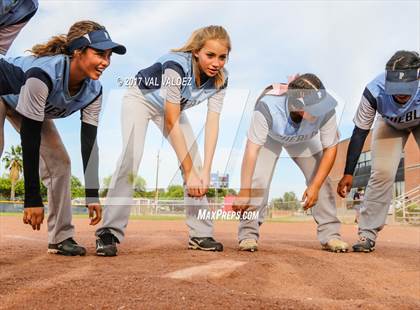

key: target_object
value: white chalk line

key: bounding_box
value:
[2,234,44,242]
[164,259,247,280]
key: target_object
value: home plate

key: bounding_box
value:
[164,260,247,281]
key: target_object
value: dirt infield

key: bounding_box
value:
[1,215,419,309]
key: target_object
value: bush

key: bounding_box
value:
[0,175,79,200]
[395,203,419,217]
[0,177,11,198]
[270,191,300,210]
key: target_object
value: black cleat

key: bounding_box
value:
[188,237,223,252]
[96,229,119,257]
[48,238,86,256]
[352,236,375,253]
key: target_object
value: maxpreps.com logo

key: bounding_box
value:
[197,209,259,221]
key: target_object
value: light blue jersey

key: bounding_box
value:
[0,0,38,27]
[136,52,228,111]
[356,73,420,130]
[256,94,330,145]
[0,54,102,119]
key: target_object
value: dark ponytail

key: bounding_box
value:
[30,20,105,57]
[386,50,420,71]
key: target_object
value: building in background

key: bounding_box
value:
[330,131,419,207]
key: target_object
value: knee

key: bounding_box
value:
[61,155,71,172]
[371,167,395,183]
[251,176,269,193]
[318,177,334,196]
[41,153,71,179]
[55,152,71,173]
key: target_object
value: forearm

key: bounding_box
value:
[20,116,43,208]
[344,126,370,175]
[239,140,260,197]
[203,112,219,173]
[311,145,337,189]
[165,118,194,176]
[81,122,99,204]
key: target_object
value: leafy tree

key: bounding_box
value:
[99,175,112,197]
[271,197,284,210]
[206,188,236,200]
[14,179,24,197]
[100,175,147,198]
[0,177,46,200]
[0,177,11,199]
[40,182,47,199]
[162,185,184,199]
[71,175,85,198]
[206,188,217,198]
[133,176,147,197]
[206,188,224,199]
[2,145,23,201]
[270,191,300,210]
[142,190,157,199]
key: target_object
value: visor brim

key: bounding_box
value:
[90,41,127,55]
[303,92,337,117]
[384,80,419,95]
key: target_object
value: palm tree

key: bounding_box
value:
[2,145,23,201]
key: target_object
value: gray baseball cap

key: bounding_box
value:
[68,29,126,55]
[385,69,419,95]
[288,89,337,117]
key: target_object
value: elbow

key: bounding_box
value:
[323,144,338,157]
[165,116,175,128]
[164,116,177,135]
[245,140,262,159]
[353,126,370,137]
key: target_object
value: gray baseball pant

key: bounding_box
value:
[96,87,213,242]
[238,136,342,245]
[0,99,74,244]
[358,116,420,241]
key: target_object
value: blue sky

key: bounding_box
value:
[1,0,419,200]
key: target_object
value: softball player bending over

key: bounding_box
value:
[337,50,419,252]
[0,0,38,55]
[233,74,349,253]
[0,20,126,255]
[95,25,230,256]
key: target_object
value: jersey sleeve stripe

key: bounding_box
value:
[363,87,377,110]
